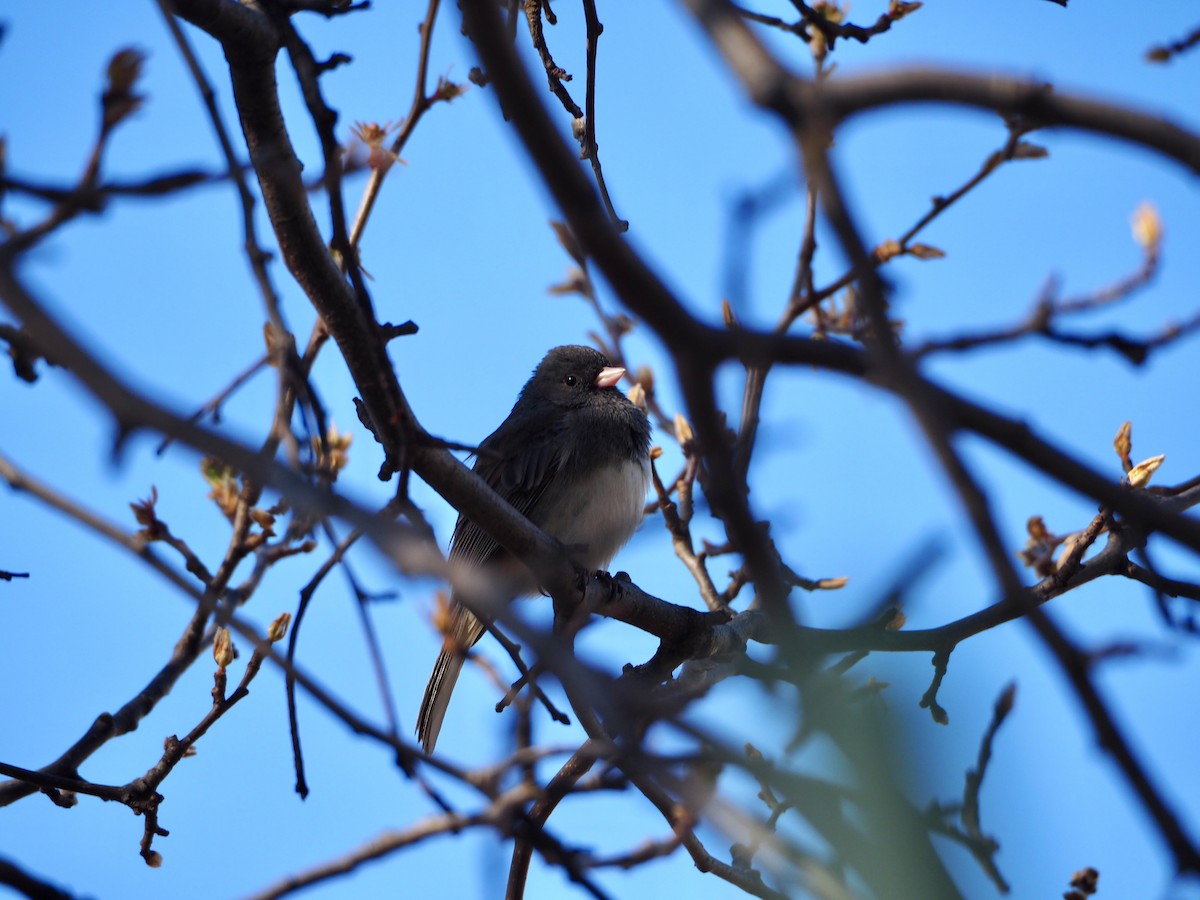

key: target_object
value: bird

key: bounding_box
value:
[416,345,652,753]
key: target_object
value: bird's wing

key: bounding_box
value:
[447,411,567,568]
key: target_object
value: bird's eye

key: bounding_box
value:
[564,374,579,387]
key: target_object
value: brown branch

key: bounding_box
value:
[630,770,791,900]
[244,810,496,900]
[1146,22,1200,63]
[486,619,571,725]
[585,831,686,869]
[957,683,1015,892]
[460,0,798,651]
[1125,562,1200,603]
[157,0,288,330]
[816,68,1200,174]
[172,0,412,482]
[0,857,79,900]
[155,352,271,455]
[507,740,603,899]
[10,10,1200,892]
[0,455,215,808]
[682,2,1200,877]
[1,167,234,203]
[579,0,626,230]
[649,453,727,612]
[269,10,361,301]
[789,0,922,52]
[732,175,815,476]
[287,521,372,798]
[732,5,807,39]
[914,238,1171,361]
[348,0,445,249]
[5,49,150,254]
[524,0,582,118]
[810,127,1038,309]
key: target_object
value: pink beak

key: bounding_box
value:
[594,366,625,389]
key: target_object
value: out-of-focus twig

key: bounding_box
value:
[1146,23,1200,63]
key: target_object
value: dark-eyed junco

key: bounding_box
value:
[416,345,652,752]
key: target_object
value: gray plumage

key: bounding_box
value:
[416,346,651,752]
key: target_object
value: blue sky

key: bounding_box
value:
[3,2,1200,899]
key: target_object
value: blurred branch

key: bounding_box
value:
[0,321,49,382]
[7,2,1200,895]
[818,68,1200,173]
[155,352,271,455]
[0,452,218,807]
[682,0,1200,879]
[914,220,1180,362]
[172,0,413,484]
[732,5,807,39]
[507,740,602,899]
[1125,561,1200,603]
[1146,22,1200,63]
[0,857,77,900]
[730,175,809,477]
[958,683,1015,892]
[1,167,231,203]
[0,245,869,894]
[791,0,923,52]
[5,49,151,254]
[245,810,499,900]
[0,449,461,834]
[630,769,792,900]
[811,127,1045,312]
[720,167,795,311]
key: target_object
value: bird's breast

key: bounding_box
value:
[532,457,650,570]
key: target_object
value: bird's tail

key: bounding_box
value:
[416,604,486,753]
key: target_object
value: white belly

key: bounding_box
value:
[533,458,650,570]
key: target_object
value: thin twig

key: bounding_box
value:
[348,0,446,249]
